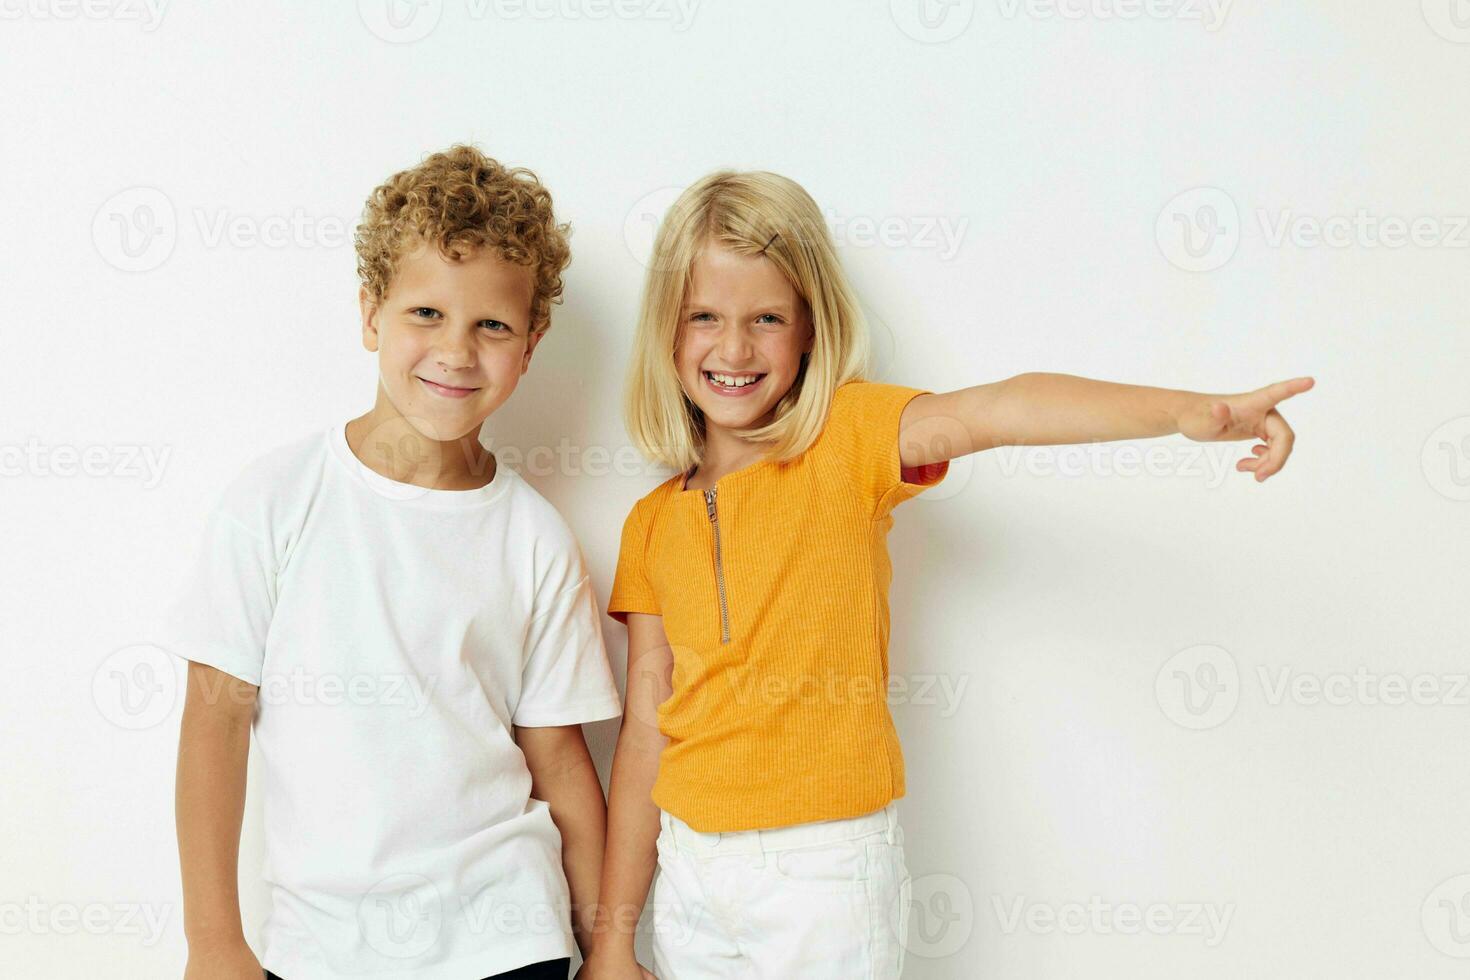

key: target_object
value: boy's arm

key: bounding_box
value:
[175,661,262,977]
[581,612,668,978]
[899,372,1314,482]
[515,723,609,960]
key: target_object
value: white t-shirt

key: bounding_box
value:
[153,421,623,980]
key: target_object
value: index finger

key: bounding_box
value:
[1257,376,1315,409]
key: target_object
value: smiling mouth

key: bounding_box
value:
[418,376,480,396]
[703,370,766,391]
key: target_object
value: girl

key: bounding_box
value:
[582,171,1312,979]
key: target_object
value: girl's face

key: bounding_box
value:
[674,239,814,435]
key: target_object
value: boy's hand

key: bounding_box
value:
[576,947,658,980]
[1176,376,1315,482]
[182,936,262,979]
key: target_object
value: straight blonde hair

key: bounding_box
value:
[624,171,872,472]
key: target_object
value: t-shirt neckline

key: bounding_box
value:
[326,420,512,509]
[677,455,778,494]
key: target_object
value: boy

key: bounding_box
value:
[160,145,621,980]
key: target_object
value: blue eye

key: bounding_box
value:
[410,309,509,332]
[756,314,783,324]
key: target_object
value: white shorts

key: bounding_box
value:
[649,802,913,979]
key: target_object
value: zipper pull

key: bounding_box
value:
[704,486,717,520]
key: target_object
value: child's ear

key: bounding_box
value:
[521,328,544,374]
[359,286,380,353]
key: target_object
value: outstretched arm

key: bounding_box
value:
[899,372,1315,482]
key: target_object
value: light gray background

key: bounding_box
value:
[4,1,1468,977]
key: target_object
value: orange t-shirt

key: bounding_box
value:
[607,380,949,832]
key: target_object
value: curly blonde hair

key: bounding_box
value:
[355,144,571,333]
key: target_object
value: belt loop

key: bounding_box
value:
[886,803,900,845]
[751,827,767,869]
[661,808,677,849]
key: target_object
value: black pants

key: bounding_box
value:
[266,957,569,980]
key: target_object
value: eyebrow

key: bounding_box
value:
[682,299,796,315]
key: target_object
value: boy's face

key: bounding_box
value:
[359,241,540,442]
[674,238,814,434]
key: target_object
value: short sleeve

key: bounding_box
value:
[514,569,623,727]
[606,502,660,625]
[823,381,950,516]
[151,501,277,686]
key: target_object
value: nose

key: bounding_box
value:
[716,323,754,364]
[434,330,476,372]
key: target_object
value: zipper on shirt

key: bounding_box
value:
[703,486,731,644]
